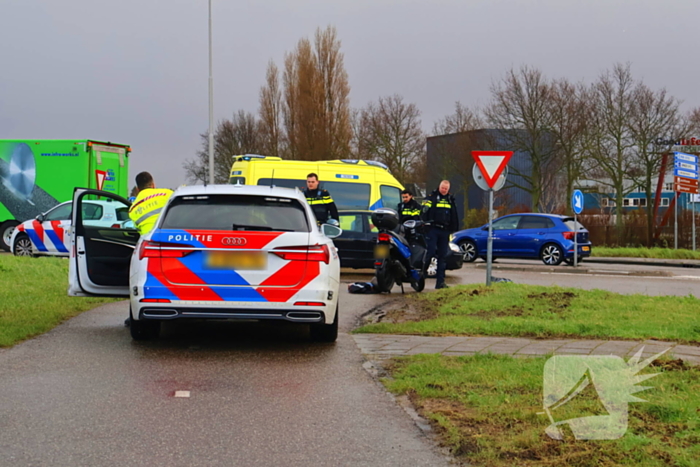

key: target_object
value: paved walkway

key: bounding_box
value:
[352,334,700,365]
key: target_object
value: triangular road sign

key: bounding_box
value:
[95,170,107,191]
[472,151,513,188]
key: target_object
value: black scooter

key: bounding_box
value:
[371,208,428,293]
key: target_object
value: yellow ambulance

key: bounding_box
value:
[229,155,404,211]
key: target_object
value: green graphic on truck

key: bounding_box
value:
[0,140,130,251]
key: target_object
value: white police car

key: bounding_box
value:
[67,185,342,342]
[11,199,131,257]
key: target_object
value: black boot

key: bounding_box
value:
[436,281,448,289]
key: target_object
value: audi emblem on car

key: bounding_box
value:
[221,237,247,246]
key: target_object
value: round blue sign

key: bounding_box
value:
[572,189,584,215]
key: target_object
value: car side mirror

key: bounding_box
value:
[481,225,488,230]
[36,214,45,222]
[322,224,342,239]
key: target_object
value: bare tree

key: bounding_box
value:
[688,107,700,136]
[547,79,592,213]
[430,102,484,221]
[484,66,558,212]
[282,51,299,159]
[183,111,263,184]
[586,63,638,233]
[356,94,424,185]
[627,83,684,245]
[259,60,283,157]
[280,26,351,161]
[314,26,352,159]
[432,101,482,136]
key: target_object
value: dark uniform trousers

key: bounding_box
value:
[426,227,450,283]
[423,192,458,285]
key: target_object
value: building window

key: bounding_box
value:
[664,183,674,192]
[623,199,631,206]
[639,198,647,207]
[661,198,670,207]
[601,198,616,207]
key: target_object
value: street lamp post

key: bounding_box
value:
[208,0,214,184]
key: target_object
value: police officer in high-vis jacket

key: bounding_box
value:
[303,173,338,224]
[128,172,173,235]
[398,189,422,223]
[423,180,459,289]
[125,171,173,327]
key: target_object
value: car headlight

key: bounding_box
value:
[449,242,460,252]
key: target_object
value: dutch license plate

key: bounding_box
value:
[582,246,590,252]
[205,251,267,270]
[374,244,390,258]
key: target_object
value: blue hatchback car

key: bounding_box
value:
[451,213,592,266]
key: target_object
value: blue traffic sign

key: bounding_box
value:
[674,168,699,180]
[674,152,699,164]
[572,189,584,215]
[675,161,698,171]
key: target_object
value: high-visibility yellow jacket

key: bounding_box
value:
[128,188,173,235]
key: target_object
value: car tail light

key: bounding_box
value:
[293,301,326,306]
[378,233,391,242]
[138,241,195,260]
[562,231,575,240]
[273,244,330,264]
[140,298,172,303]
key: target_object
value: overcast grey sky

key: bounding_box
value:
[2,0,698,189]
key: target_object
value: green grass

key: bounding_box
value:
[355,283,700,344]
[385,353,700,466]
[592,247,700,260]
[0,255,120,347]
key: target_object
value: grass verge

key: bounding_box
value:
[385,353,700,466]
[0,255,120,347]
[355,283,700,344]
[592,247,700,260]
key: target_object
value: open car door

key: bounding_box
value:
[68,188,137,297]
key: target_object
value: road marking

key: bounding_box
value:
[174,391,191,398]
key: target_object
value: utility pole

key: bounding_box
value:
[208,0,214,184]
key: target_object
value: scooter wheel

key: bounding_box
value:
[375,261,394,293]
[411,274,425,292]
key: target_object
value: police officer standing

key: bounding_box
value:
[397,189,422,223]
[423,180,459,289]
[128,172,173,235]
[124,171,173,327]
[303,173,339,224]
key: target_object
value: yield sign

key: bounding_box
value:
[472,151,513,188]
[95,170,107,191]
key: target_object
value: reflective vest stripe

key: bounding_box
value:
[135,207,163,226]
[307,198,334,205]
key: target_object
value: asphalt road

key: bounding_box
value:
[1,259,698,466]
[0,292,448,467]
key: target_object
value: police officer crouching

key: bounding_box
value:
[303,173,339,225]
[398,189,422,223]
[423,180,459,289]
